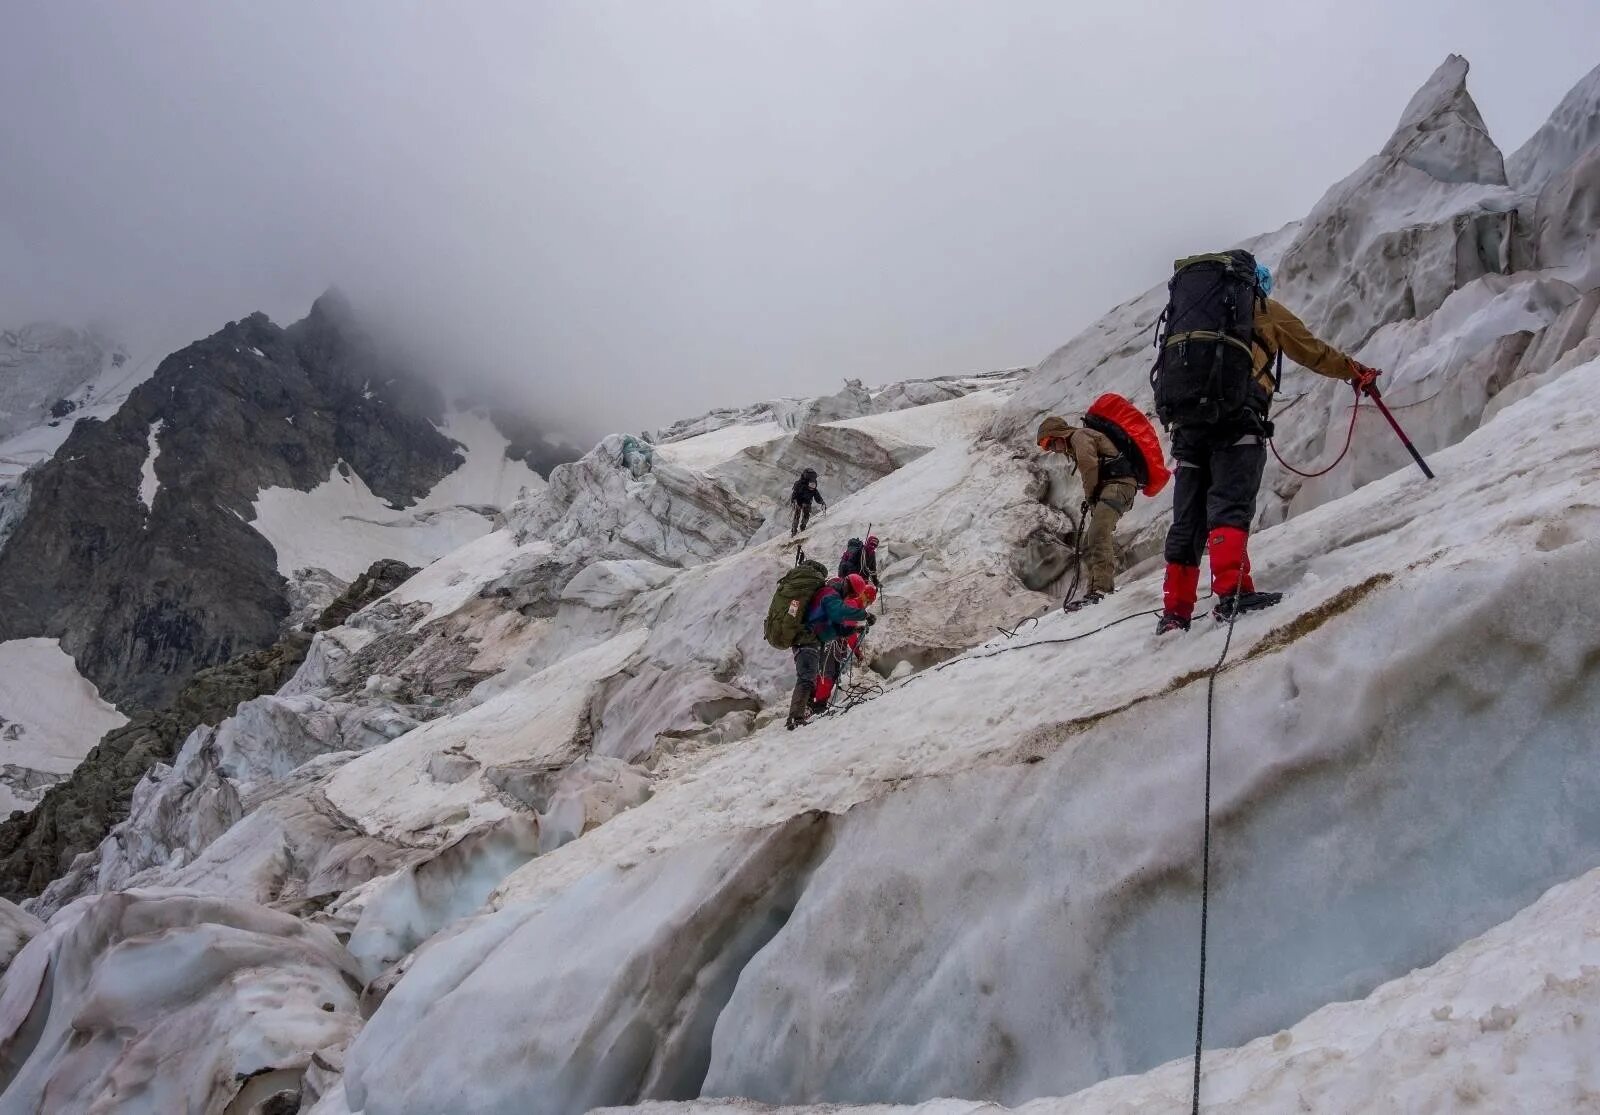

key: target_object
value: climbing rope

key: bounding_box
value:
[1060,502,1087,609]
[1269,390,1362,478]
[1268,381,1445,480]
[1191,585,1243,1114]
[999,504,1087,639]
[995,614,1040,640]
[909,605,1169,685]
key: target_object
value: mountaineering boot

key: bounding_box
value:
[1063,590,1105,614]
[810,697,828,714]
[1213,591,1283,622]
[785,713,809,731]
[1155,611,1191,635]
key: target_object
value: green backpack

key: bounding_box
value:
[764,559,829,648]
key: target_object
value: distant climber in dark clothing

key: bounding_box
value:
[790,468,826,536]
[837,535,880,587]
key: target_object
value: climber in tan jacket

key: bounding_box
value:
[1036,416,1138,611]
[1251,296,1367,394]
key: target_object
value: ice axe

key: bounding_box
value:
[1362,382,1435,480]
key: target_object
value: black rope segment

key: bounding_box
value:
[1191,586,1242,1114]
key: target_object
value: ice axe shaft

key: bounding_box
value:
[1364,384,1435,480]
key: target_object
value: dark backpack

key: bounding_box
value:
[1150,249,1267,428]
[838,538,865,577]
[764,559,829,648]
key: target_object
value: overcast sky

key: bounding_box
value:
[2,2,1596,438]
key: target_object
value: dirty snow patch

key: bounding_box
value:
[251,464,494,581]
[825,390,1003,452]
[655,420,786,470]
[250,411,546,579]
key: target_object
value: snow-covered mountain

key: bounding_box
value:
[0,53,1597,1115]
[0,294,564,884]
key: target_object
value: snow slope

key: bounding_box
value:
[251,410,546,579]
[330,357,1600,1113]
[0,639,127,815]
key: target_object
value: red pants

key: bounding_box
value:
[812,632,861,704]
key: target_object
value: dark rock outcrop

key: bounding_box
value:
[0,559,415,900]
[0,295,459,710]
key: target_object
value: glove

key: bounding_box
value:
[1350,362,1382,394]
[864,613,877,627]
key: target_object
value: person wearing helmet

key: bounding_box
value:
[1155,260,1382,635]
[811,573,877,712]
[837,534,881,587]
[790,467,827,537]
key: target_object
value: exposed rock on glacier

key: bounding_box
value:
[0,890,361,1115]
[0,325,154,485]
[1507,62,1600,194]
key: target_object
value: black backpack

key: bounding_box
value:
[1149,249,1267,428]
[1080,414,1145,487]
[838,538,864,577]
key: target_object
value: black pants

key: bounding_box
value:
[1163,426,1267,566]
[790,644,821,719]
[791,502,813,535]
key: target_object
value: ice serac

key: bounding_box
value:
[342,815,828,1114]
[1508,64,1600,287]
[0,890,361,1115]
[1277,55,1513,352]
[604,864,1600,1115]
[989,55,1594,560]
[1507,62,1600,193]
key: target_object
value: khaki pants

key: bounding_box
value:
[1084,479,1136,594]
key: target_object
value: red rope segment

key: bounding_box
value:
[1269,392,1362,478]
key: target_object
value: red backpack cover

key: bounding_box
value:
[1084,393,1171,497]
